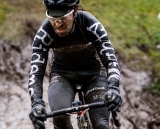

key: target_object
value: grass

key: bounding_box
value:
[0,0,160,93]
[0,0,45,41]
[81,0,160,93]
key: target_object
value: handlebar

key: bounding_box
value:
[45,101,121,127]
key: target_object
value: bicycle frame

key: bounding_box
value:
[70,102,92,129]
[75,85,92,129]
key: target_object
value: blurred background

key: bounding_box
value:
[0,0,160,129]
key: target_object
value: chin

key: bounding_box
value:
[56,31,71,37]
[57,33,67,37]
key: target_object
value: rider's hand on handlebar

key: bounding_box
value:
[29,104,47,129]
[104,89,122,112]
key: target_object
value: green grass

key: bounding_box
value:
[0,0,160,93]
[0,2,12,38]
[81,0,160,92]
[0,0,45,41]
[82,0,160,50]
[0,2,12,24]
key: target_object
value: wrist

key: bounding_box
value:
[31,98,45,108]
[107,78,120,93]
[107,89,119,95]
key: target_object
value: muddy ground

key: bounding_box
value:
[0,39,160,129]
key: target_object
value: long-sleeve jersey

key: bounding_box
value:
[28,10,121,103]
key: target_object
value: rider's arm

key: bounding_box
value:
[80,11,122,111]
[28,19,53,107]
[80,11,121,91]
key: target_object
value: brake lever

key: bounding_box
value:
[111,111,121,127]
[104,101,121,127]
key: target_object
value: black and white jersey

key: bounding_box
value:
[28,10,121,100]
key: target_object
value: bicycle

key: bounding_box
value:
[45,84,121,129]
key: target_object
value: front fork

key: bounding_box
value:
[72,101,92,129]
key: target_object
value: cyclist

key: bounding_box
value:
[28,0,122,129]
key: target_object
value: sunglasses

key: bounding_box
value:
[46,9,74,22]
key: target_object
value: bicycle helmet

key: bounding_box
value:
[43,0,79,17]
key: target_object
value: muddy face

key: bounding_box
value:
[49,11,74,37]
